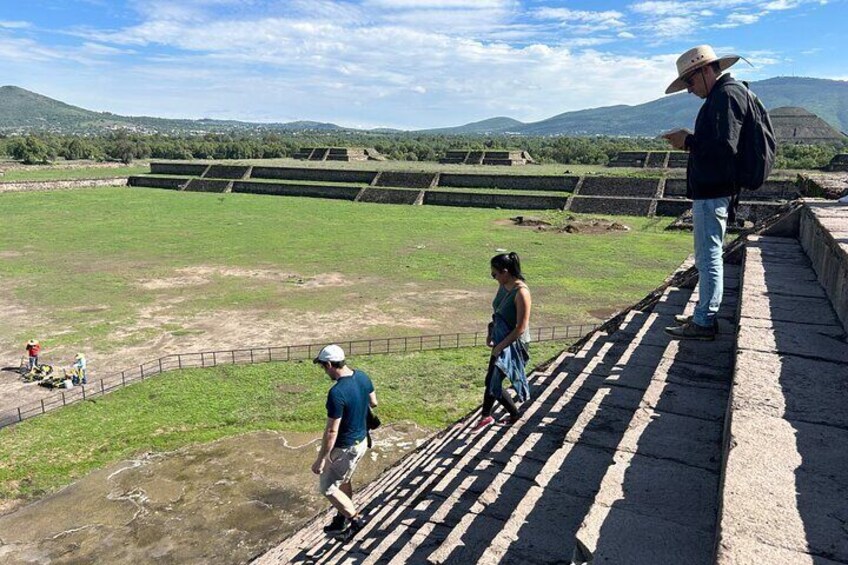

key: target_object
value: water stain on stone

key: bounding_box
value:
[0,425,431,564]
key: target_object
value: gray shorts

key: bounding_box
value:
[318,440,367,496]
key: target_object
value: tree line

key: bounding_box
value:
[0,131,844,169]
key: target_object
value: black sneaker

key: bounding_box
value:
[336,516,366,543]
[674,314,719,331]
[664,321,716,341]
[323,513,348,535]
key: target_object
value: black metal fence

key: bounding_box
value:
[0,324,596,429]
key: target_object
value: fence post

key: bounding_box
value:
[456,333,460,348]
[62,392,66,406]
[82,386,86,400]
[178,355,183,369]
[250,349,254,363]
[140,364,145,379]
[121,371,126,386]
[100,380,105,395]
[17,407,22,422]
[41,399,45,414]
[159,358,163,374]
[285,346,289,361]
[269,347,273,362]
[232,350,236,364]
[212,352,217,366]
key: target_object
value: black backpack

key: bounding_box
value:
[734,81,776,190]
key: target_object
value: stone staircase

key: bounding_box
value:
[254,202,848,565]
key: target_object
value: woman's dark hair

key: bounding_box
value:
[491,252,525,280]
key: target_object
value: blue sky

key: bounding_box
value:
[0,0,845,129]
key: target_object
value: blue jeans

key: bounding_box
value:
[692,196,731,327]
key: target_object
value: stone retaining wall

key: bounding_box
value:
[438,174,577,192]
[579,176,660,198]
[375,172,438,189]
[424,191,567,210]
[568,195,654,216]
[662,178,688,198]
[250,167,377,184]
[654,198,691,217]
[127,176,186,190]
[150,162,209,176]
[232,181,360,200]
[184,178,230,193]
[357,188,421,205]
[799,203,848,330]
[0,178,129,194]
[203,165,250,179]
[827,153,848,171]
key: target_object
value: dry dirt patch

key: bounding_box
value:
[498,215,631,234]
[136,266,357,291]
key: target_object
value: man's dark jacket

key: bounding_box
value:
[685,74,749,200]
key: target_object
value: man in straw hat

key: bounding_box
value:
[311,344,377,542]
[662,45,751,341]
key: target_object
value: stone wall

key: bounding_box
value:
[667,152,688,168]
[438,174,577,192]
[799,203,848,330]
[357,188,421,205]
[232,181,360,200]
[184,179,230,193]
[663,179,688,198]
[736,201,784,224]
[646,152,668,168]
[128,176,186,190]
[568,196,654,216]
[250,167,377,184]
[608,151,648,168]
[150,162,209,176]
[579,176,660,197]
[203,165,250,179]
[827,153,848,172]
[375,172,438,189]
[424,191,567,210]
[654,199,691,217]
[0,178,129,194]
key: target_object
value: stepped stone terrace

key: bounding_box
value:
[130,162,806,223]
[255,199,848,565]
[439,150,535,166]
[608,151,688,169]
[292,147,385,162]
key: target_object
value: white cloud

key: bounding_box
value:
[0,21,31,29]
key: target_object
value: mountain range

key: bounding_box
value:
[1,76,846,137]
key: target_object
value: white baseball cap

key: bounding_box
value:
[313,344,346,364]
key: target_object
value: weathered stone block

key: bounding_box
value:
[568,196,653,216]
[232,181,360,200]
[150,162,208,176]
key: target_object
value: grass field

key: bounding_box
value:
[0,187,692,367]
[0,342,569,501]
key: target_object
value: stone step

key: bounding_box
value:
[255,263,739,564]
[254,329,616,564]
[571,268,739,564]
[717,234,848,565]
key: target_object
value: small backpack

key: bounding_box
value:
[734,81,776,190]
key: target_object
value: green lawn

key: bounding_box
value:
[0,341,569,500]
[0,187,692,354]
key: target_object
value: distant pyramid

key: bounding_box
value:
[769,106,846,144]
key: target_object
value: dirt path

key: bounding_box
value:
[0,424,430,564]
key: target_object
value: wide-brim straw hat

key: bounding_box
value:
[666,45,742,94]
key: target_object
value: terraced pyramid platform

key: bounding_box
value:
[254,201,848,565]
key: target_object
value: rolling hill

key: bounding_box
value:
[0,86,344,135]
[1,76,846,137]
